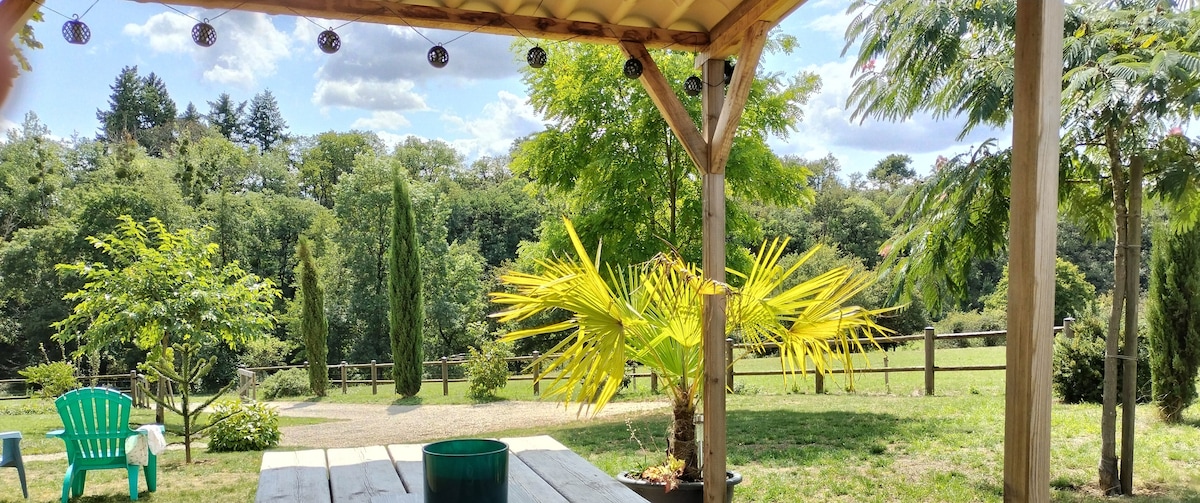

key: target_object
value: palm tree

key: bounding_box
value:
[491,218,894,482]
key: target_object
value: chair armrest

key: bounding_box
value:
[47,429,64,439]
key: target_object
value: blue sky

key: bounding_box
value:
[2,0,1009,177]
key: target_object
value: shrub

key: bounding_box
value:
[206,400,281,452]
[1052,315,1151,404]
[933,310,1005,348]
[18,361,79,399]
[465,340,512,399]
[239,337,294,369]
[259,368,314,400]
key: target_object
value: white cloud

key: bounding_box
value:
[313,79,428,112]
[302,23,521,83]
[350,111,412,131]
[124,11,291,87]
[441,91,543,159]
[123,13,193,53]
[783,59,1009,166]
[806,12,854,35]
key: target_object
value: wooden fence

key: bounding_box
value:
[0,371,152,407]
[242,318,1074,398]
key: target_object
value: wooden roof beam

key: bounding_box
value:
[130,0,709,50]
[708,20,769,175]
[1,0,38,41]
[698,0,807,61]
[620,40,708,173]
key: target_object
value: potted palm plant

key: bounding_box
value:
[491,219,894,503]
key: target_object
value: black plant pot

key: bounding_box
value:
[617,471,742,503]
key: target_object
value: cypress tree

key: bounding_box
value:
[298,238,328,397]
[389,168,423,396]
[1146,223,1200,422]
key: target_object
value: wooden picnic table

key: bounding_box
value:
[255,435,651,503]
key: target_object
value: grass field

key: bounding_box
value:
[1,344,1197,502]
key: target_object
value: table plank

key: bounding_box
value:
[327,446,408,503]
[503,436,649,503]
[256,450,331,503]
[508,450,570,503]
[385,444,424,494]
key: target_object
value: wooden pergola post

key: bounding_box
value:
[700,56,727,503]
[1003,1,1063,501]
[623,20,768,503]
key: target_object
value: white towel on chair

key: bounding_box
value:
[126,425,166,466]
[138,425,166,455]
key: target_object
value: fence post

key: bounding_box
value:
[924,326,936,396]
[531,351,541,396]
[651,372,658,393]
[815,365,825,395]
[370,360,378,395]
[130,371,139,407]
[340,361,348,394]
[883,353,890,392]
[1063,317,1074,339]
[441,357,450,396]
[725,338,735,392]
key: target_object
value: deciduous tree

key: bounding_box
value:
[53,216,279,460]
[846,0,1200,492]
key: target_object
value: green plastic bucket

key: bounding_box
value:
[422,439,508,503]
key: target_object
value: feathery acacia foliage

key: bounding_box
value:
[846,2,1200,491]
[389,169,423,396]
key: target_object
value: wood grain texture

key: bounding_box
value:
[709,20,769,175]
[1003,1,1064,501]
[507,451,570,503]
[256,450,331,503]
[129,0,708,50]
[702,0,809,60]
[503,436,646,503]
[699,57,728,503]
[384,443,423,494]
[327,446,407,503]
[619,41,709,173]
[0,0,36,41]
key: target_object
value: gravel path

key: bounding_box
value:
[273,400,668,448]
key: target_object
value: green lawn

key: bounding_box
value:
[488,394,1200,502]
[3,345,1198,502]
[0,398,327,503]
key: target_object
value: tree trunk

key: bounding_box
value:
[1099,127,1127,495]
[670,395,700,481]
[1120,155,1143,494]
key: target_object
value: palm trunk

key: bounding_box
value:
[1099,127,1127,495]
[1120,155,1143,494]
[670,392,700,481]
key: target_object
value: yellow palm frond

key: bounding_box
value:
[491,218,897,415]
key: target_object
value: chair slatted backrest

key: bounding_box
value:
[55,388,133,461]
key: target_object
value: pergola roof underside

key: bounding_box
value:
[123,0,807,56]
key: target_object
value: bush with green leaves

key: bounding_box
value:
[259,368,314,399]
[465,340,512,399]
[1052,315,1151,404]
[934,310,1006,348]
[18,361,79,399]
[206,400,281,452]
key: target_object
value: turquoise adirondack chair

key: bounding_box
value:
[47,388,160,503]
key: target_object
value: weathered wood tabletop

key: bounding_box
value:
[255,435,650,503]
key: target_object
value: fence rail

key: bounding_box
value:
[239,318,1073,398]
[2,319,1074,401]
